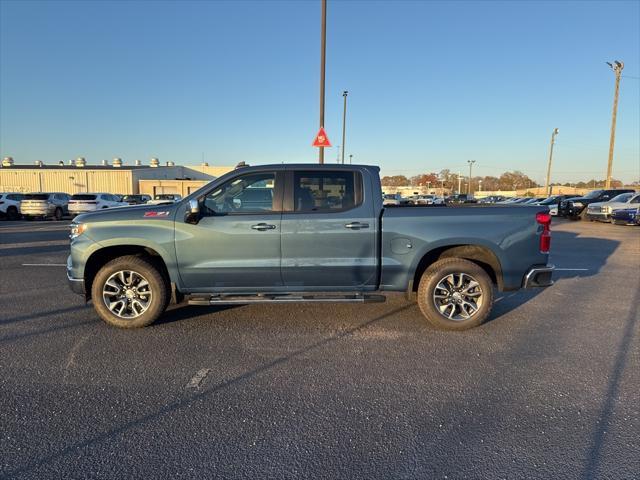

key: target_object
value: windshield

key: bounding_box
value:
[608,192,633,203]
[538,197,558,205]
[123,195,143,201]
[71,194,97,200]
[383,194,396,199]
[154,194,176,200]
[583,190,603,199]
[23,194,49,200]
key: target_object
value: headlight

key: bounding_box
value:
[69,222,87,240]
[602,206,611,213]
[572,201,583,207]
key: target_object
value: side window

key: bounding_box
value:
[293,171,360,212]
[631,195,640,204]
[202,172,275,215]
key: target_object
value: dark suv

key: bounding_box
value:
[559,189,636,219]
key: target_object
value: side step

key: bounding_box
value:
[187,293,387,306]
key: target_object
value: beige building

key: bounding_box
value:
[0,160,233,195]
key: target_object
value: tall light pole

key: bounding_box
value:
[349,154,353,164]
[544,128,559,196]
[457,171,462,194]
[467,160,476,195]
[318,0,327,164]
[605,60,624,188]
[341,91,348,164]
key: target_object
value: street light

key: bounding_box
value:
[605,60,624,188]
[318,0,327,164]
[341,91,348,164]
[349,154,353,164]
[467,160,476,195]
[544,128,559,196]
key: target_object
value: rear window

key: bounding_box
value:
[23,194,49,200]
[71,194,97,200]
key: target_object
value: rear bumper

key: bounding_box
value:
[523,264,554,288]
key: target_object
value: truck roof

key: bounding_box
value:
[233,163,379,173]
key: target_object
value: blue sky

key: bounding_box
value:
[1,0,638,183]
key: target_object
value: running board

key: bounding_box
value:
[187,293,386,306]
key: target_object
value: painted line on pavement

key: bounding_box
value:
[186,368,211,389]
[555,268,590,271]
[22,263,66,267]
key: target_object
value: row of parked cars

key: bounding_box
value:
[0,192,183,220]
[488,189,640,225]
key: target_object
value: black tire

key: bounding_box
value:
[54,207,63,221]
[6,206,19,221]
[91,255,169,328]
[417,258,494,331]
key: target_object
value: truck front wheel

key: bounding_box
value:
[417,258,493,330]
[91,255,169,328]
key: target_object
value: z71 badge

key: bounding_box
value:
[143,211,170,217]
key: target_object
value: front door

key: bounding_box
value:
[175,171,283,290]
[280,170,377,290]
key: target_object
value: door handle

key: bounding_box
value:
[251,223,277,231]
[345,222,369,230]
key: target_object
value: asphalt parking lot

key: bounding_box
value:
[1,219,638,479]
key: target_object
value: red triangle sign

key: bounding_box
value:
[312,127,332,147]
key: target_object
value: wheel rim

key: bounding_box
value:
[102,270,152,319]
[432,272,484,322]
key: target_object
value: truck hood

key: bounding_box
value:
[74,203,178,224]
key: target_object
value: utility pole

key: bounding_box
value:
[341,91,348,164]
[544,128,559,196]
[318,0,327,164]
[605,60,624,188]
[467,160,476,195]
[457,171,462,194]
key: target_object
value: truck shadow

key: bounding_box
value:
[488,230,619,323]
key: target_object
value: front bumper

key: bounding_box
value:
[523,264,554,288]
[586,211,610,222]
[67,256,85,296]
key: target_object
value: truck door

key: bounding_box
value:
[175,171,283,290]
[280,170,377,290]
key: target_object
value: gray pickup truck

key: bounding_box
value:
[67,164,554,330]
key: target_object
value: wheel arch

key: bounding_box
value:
[410,243,504,294]
[84,245,171,301]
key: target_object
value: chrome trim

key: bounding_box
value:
[523,264,555,288]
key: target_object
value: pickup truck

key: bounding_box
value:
[67,164,554,330]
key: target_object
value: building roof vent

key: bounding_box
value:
[166,161,175,167]
[2,156,14,167]
[150,157,159,168]
[201,162,209,167]
[113,158,123,168]
[101,159,109,166]
[135,159,142,166]
[58,160,65,166]
[75,157,86,167]
[34,160,44,167]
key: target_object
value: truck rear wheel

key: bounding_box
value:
[91,255,169,328]
[417,258,493,330]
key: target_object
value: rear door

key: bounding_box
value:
[280,169,377,290]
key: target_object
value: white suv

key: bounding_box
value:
[0,192,24,220]
[68,193,128,216]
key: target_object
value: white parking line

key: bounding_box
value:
[22,263,66,267]
[186,368,211,389]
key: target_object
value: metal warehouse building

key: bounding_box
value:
[0,157,232,195]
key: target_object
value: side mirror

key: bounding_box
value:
[185,198,200,224]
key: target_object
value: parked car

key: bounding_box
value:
[148,194,183,205]
[68,193,128,216]
[478,196,507,204]
[20,192,70,220]
[122,194,152,205]
[446,194,477,204]
[0,192,24,220]
[585,192,639,222]
[67,164,553,331]
[611,206,640,226]
[382,193,401,206]
[558,189,636,219]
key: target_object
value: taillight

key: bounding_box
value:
[536,211,551,254]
